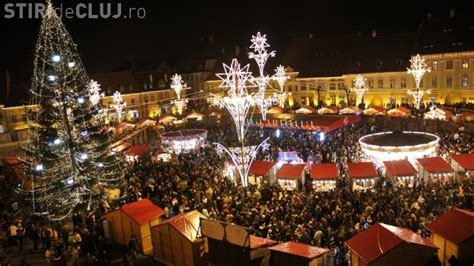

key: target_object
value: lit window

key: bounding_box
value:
[462,59,469,69]
[446,77,453,88]
[329,83,336,90]
[368,79,374,89]
[446,60,453,69]
[390,79,395,88]
[461,76,469,88]
[338,82,345,90]
[401,79,407,88]
[432,61,438,70]
[431,78,438,88]
[377,79,383,89]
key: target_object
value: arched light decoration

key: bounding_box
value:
[407,54,432,109]
[351,74,369,105]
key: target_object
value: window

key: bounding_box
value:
[461,75,469,88]
[337,82,345,90]
[329,83,336,90]
[287,86,292,92]
[131,99,135,105]
[446,60,453,69]
[318,83,325,90]
[377,79,383,89]
[401,79,407,88]
[390,79,395,88]
[144,95,149,103]
[368,79,374,89]
[151,95,155,102]
[11,114,17,123]
[431,78,438,88]
[301,84,307,91]
[462,59,469,69]
[432,61,438,70]
[446,77,453,88]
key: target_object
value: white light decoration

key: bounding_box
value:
[276,129,281,138]
[214,139,269,187]
[170,74,187,100]
[97,162,104,167]
[51,54,61,62]
[351,74,369,105]
[81,131,88,136]
[48,75,57,81]
[88,80,104,105]
[35,164,44,171]
[53,138,61,145]
[407,54,432,109]
[254,94,275,121]
[273,65,290,108]
[173,98,189,116]
[319,132,326,142]
[111,91,126,120]
[68,62,75,68]
[79,153,88,160]
[77,97,85,104]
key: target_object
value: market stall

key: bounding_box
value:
[125,144,150,162]
[310,163,338,191]
[424,106,453,121]
[416,156,454,183]
[276,163,306,190]
[451,153,474,180]
[383,160,417,187]
[158,115,177,125]
[317,106,338,115]
[268,241,329,266]
[151,210,206,266]
[160,129,207,154]
[295,106,317,114]
[346,223,437,266]
[185,111,205,121]
[135,119,156,128]
[348,162,378,190]
[104,199,165,255]
[387,106,411,117]
[339,106,360,115]
[268,106,284,114]
[249,160,277,185]
[363,106,386,116]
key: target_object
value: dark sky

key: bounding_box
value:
[1,0,470,81]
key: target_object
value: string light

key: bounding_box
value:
[407,54,431,109]
[51,54,61,62]
[111,91,126,120]
[351,74,368,105]
[89,80,104,105]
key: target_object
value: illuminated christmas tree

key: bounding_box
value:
[20,1,124,220]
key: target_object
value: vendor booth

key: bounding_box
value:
[268,106,284,114]
[269,242,329,266]
[346,223,437,266]
[151,210,206,266]
[348,162,378,190]
[339,106,360,115]
[383,160,417,187]
[427,208,474,266]
[416,157,454,183]
[125,144,150,162]
[158,115,177,125]
[201,219,277,266]
[276,164,306,190]
[160,129,207,154]
[317,106,338,115]
[295,106,317,114]
[424,107,452,121]
[104,199,165,255]
[451,153,474,180]
[185,111,205,121]
[135,119,156,128]
[387,106,411,117]
[249,160,277,185]
[310,163,338,191]
[363,107,385,116]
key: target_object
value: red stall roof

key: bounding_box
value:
[121,199,165,225]
[126,144,150,156]
[276,164,306,179]
[347,162,378,179]
[451,153,474,170]
[157,210,205,242]
[427,208,474,245]
[310,163,338,180]
[249,235,277,249]
[417,157,453,173]
[249,160,276,176]
[269,242,329,259]
[346,223,436,264]
[383,160,417,177]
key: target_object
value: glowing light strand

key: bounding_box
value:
[407,54,432,110]
[88,80,104,105]
[273,65,290,108]
[351,74,369,105]
[111,91,126,120]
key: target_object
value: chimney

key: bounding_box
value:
[449,9,455,18]
[235,45,240,57]
[371,30,377,37]
[309,33,314,39]
[426,13,432,19]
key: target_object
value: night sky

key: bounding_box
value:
[1,0,470,81]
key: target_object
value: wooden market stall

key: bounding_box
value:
[451,153,474,180]
[125,144,150,162]
[276,163,306,190]
[268,106,284,114]
[387,106,411,117]
[317,106,338,115]
[346,223,437,266]
[295,106,317,114]
[424,107,453,121]
[416,157,454,183]
[104,199,165,255]
[268,241,329,266]
[339,106,360,115]
[249,160,277,185]
[201,219,277,266]
[347,162,378,190]
[383,160,417,187]
[310,163,338,191]
[151,210,206,266]
[427,208,474,266]
[363,106,386,116]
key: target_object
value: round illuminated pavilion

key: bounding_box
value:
[160,129,207,154]
[359,131,439,165]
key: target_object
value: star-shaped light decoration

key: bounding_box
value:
[88,80,104,105]
[216,59,254,96]
[351,74,369,105]
[170,73,187,100]
[111,91,126,120]
[407,54,431,109]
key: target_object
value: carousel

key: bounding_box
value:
[160,129,207,154]
[359,131,439,166]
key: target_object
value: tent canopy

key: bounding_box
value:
[249,160,276,176]
[269,241,329,259]
[121,199,165,225]
[126,144,150,156]
[157,210,205,242]
[427,208,474,245]
[159,115,177,124]
[185,111,205,120]
[348,162,378,179]
[417,157,453,173]
[310,163,338,180]
[346,223,436,264]
[318,106,338,114]
[249,235,277,249]
[451,153,474,170]
[383,160,417,176]
[276,164,306,179]
[268,106,284,114]
[295,106,316,114]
